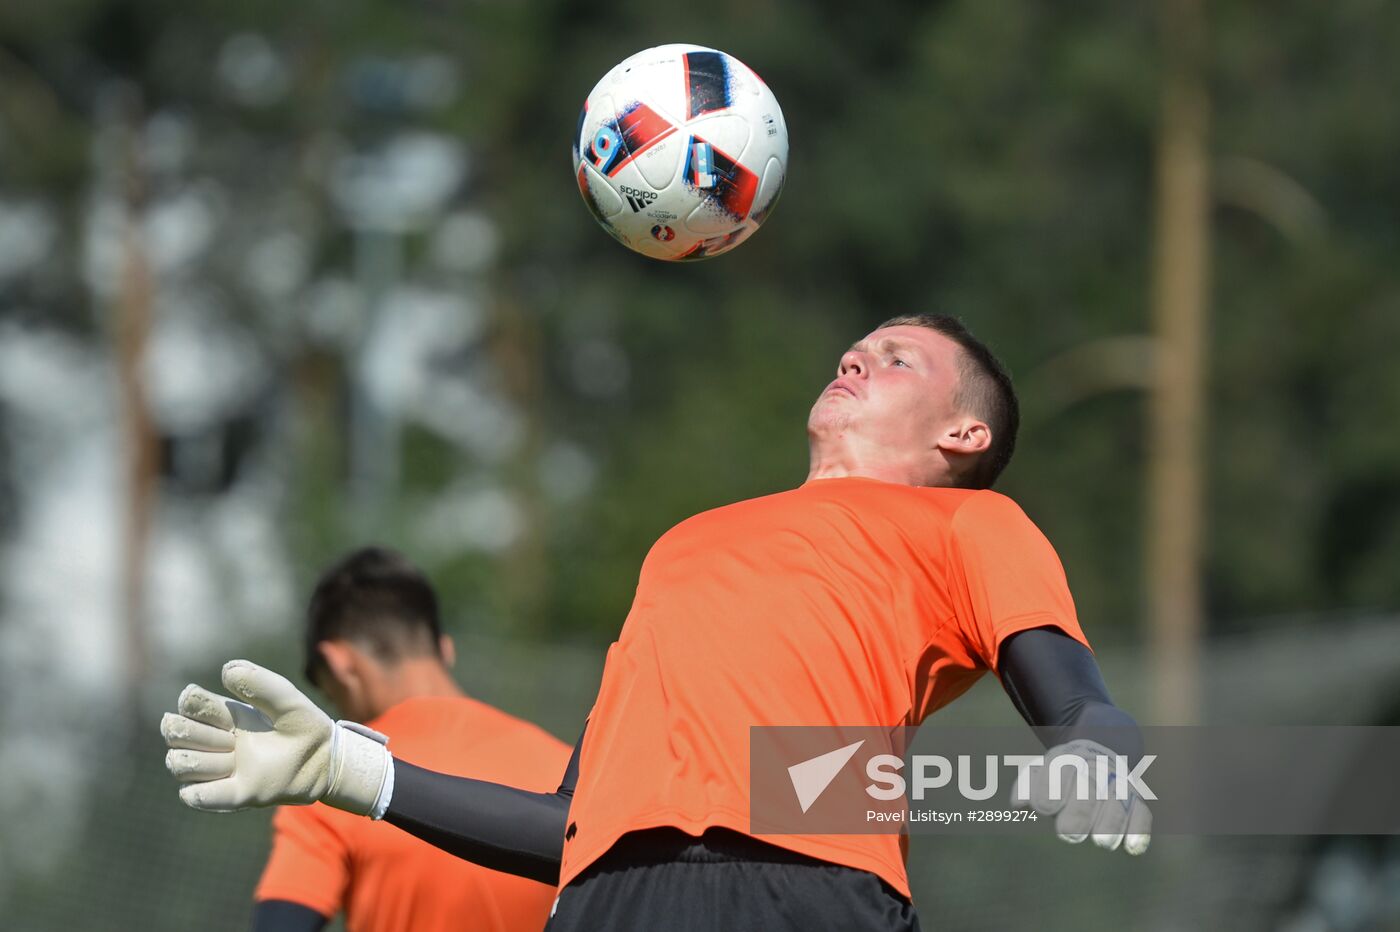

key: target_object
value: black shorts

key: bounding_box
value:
[545,827,923,932]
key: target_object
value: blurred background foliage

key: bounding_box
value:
[3,0,1398,646]
[2,0,1399,929]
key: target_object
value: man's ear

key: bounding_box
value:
[316,639,359,688]
[935,419,992,457]
[439,634,457,669]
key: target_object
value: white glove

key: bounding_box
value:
[1013,739,1152,855]
[161,659,394,818]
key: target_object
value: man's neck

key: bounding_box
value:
[372,659,464,717]
[805,449,950,487]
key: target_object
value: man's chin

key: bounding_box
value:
[807,405,851,437]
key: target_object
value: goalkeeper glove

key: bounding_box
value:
[1013,739,1152,855]
[160,659,394,817]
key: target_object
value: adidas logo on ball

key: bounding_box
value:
[619,185,659,213]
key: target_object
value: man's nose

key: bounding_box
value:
[840,351,867,377]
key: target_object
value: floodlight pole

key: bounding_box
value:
[1148,0,1211,725]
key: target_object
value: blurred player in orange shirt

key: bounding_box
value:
[251,547,571,932]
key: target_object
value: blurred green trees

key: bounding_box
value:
[1,0,1398,651]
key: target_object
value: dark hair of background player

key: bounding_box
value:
[303,546,445,685]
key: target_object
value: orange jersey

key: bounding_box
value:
[559,477,1089,897]
[255,695,571,932]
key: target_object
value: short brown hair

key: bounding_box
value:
[877,314,1019,488]
[303,547,444,684]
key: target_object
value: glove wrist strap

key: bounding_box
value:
[324,721,394,819]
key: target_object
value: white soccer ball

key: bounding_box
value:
[571,44,788,261]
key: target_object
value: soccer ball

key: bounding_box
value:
[571,44,788,261]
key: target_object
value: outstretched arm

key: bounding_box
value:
[995,626,1151,854]
[997,626,1144,761]
[162,660,583,885]
[383,724,582,885]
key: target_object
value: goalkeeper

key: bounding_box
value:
[164,315,1151,931]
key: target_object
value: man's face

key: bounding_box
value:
[807,324,966,468]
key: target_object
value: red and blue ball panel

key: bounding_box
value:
[683,135,758,221]
[683,50,733,120]
[586,102,677,177]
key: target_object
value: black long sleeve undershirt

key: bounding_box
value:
[997,625,1144,762]
[250,899,327,932]
[382,628,1139,884]
[382,723,583,886]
